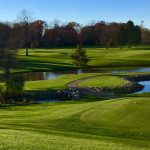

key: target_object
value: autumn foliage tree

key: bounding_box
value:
[14,12,143,49]
[0,11,144,51]
[141,28,150,45]
[43,22,78,47]
[30,20,47,48]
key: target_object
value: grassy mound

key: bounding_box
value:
[24,73,100,91]
[0,97,150,149]
[78,75,131,88]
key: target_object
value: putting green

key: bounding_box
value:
[78,75,131,88]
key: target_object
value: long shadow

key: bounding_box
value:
[0,105,11,109]
[132,47,150,50]
[18,60,73,71]
[102,59,150,68]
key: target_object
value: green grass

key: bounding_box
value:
[18,47,150,72]
[24,73,100,91]
[0,97,150,149]
[79,75,131,88]
[24,74,131,91]
[1,46,150,149]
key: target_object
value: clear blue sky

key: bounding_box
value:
[0,0,150,27]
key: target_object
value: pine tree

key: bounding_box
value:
[70,45,89,74]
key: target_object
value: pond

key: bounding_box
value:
[112,67,150,74]
[19,67,150,81]
[20,71,62,81]
[17,67,150,94]
[18,69,106,81]
[137,81,150,93]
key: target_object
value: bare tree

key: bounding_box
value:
[17,10,33,56]
[49,19,61,29]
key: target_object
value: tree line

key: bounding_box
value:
[0,10,150,102]
[1,10,150,53]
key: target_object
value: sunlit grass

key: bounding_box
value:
[24,73,100,90]
[0,97,150,149]
[79,75,130,88]
[18,47,150,72]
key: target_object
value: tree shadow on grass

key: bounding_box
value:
[19,60,73,71]
[132,47,150,50]
[102,59,150,68]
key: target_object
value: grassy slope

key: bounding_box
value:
[79,75,130,87]
[25,74,132,91]
[24,73,100,90]
[0,97,150,149]
[18,47,150,72]
[1,47,150,149]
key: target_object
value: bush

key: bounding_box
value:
[0,84,5,104]
[6,75,25,94]
[0,84,5,94]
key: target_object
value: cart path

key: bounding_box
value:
[67,75,115,98]
[67,75,100,88]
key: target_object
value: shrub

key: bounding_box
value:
[0,84,5,94]
[6,75,25,94]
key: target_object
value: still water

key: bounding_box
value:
[19,69,103,81]
[18,67,150,93]
[112,67,150,74]
[137,81,150,93]
[19,67,150,81]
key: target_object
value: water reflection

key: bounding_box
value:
[18,67,150,82]
[113,67,150,74]
[20,70,85,81]
[15,67,150,94]
[137,81,150,93]
[21,71,62,81]
[19,69,106,81]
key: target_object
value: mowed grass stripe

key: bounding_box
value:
[18,47,150,72]
[0,97,150,149]
[78,75,130,88]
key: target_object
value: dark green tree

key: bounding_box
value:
[70,45,89,74]
[126,21,135,47]
[0,23,19,95]
[116,24,127,48]
[134,25,141,45]
[6,75,25,94]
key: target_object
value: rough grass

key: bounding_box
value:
[0,97,150,149]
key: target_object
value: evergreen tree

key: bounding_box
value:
[116,24,127,48]
[126,21,135,47]
[70,45,89,74]
[134,25,141,45]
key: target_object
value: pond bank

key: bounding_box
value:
[2,67,150,103]
[67,74,145,97]
[9,67,150,81]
